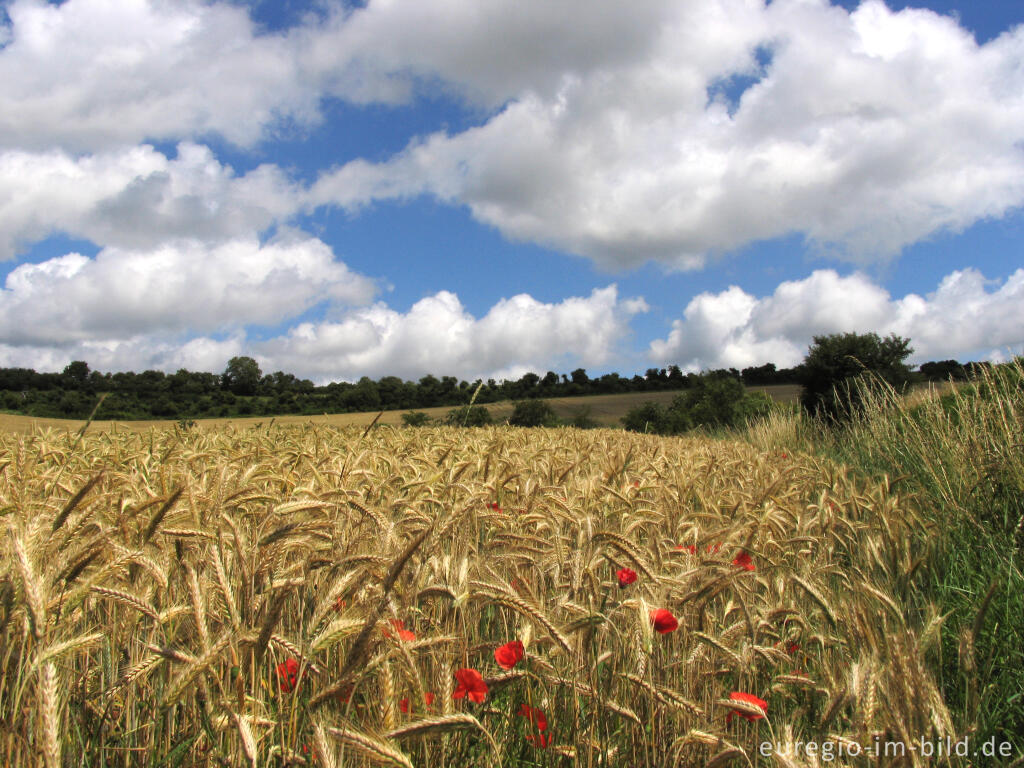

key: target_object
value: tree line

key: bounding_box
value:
[0,340,990,422]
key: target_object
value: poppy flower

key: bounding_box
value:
[487,501,502,512]
[400,691,435,713]
[519,703,551,746]
[495,640,525,670]
[787,642,799,655]
[335,685,353,705]
[333,596,346,612]
[707,542,722,555]
[384,619,416,642]
[277,657,299,693]
[616,567,638,588]
[518,703,548,732]
[677,544,697,554]
[732,551,755,571]
[650,608,679,634]
[452,668,488,703]
[726,691,767,724]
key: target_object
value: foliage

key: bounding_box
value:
[401,411,432,427]
[622,373,776,435]
[564,405,600,429]
[445,405,493,427]
[222,355,263,396]
[507,399,558,428]
[797,332,914,421]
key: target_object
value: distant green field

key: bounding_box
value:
[0,384,803,433]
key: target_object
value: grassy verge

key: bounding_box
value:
[740,359,1024,746]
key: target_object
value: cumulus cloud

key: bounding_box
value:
[254,285,647,382]
[0,283,648,383]
[0,143,301,259]
[648,268,1024,371]
[312,0,1024,268]
[0,234,377,344]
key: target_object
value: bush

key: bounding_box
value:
[623,375,776,435]
[565,405,600,429]
[797,332,914,421]
[445,405,493,427]
[401,411,432,427]
[508,399,559,427]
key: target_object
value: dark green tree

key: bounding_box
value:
[508,399,558,427]
[61,360,90,389]
[797,332,914,421]
[222,356,262,396]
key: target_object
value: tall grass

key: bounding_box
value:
[741,359,1024,745]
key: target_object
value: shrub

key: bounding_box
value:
[508,399,558,428]
[445,405,493,427]
[565,405,600,429]
[797,332,914,421]
[401,411,432,427]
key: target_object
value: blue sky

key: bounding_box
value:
[0,0,1021,383]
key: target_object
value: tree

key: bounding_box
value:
[222,356,262,396]
[797,332,914,421]
[508,399,559,428]
[61,360,90,389]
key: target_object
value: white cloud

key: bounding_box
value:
[255,285,647,382]
[0,234,376,344]
[0,283,648,383]
[0,143,301,259]
[311,0,1024,268]
[0,0,327,151]
[648,268,1024,371]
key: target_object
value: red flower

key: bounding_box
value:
[616,567,638,588]
[332,596,347,612]
[732,551,755,571]
[384,619,416,642]
[518,703,548,731]
[518,703,550,747]
[335,684,353,705]
[726,691,767,724]
[787,642,799,655]
[453,668,488,703]
[487,501,502,512]
[677,544,697,554]
[632,480,640,487]
[400,691,435,713]
[495,640,525,670]
[650,608,678,634]
[707,542,722,554]
[277,657,299,693]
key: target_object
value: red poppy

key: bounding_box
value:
[787,642,799,655]
[335,684,353,705]
[677,544,697,554]
[616,567,638,588]
[732,551,755,571]
[333,596,347,612]
[518,703,548,732]
[452,668,488,703]
[487,501,502,512]
[495,640,525,670]
[632,480,640,487]
[707,542,722,554]
[726,691,767,724]
[384,619,416,642]
[519,703,551,746]
[650,608,678,634]
[400,691,435,713]
[277,657,299,693]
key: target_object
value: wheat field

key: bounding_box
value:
[0,422,952,767]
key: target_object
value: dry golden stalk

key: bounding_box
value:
[325,723,414,768]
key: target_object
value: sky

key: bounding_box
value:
[0,0,1022,384]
